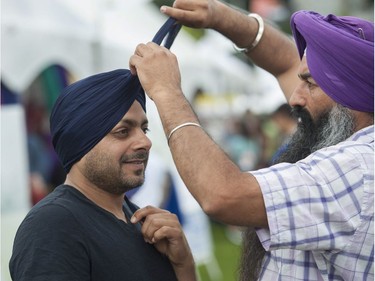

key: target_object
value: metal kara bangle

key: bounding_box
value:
[167,122,201,144]
[233,13,264,53]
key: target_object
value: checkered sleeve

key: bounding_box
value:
[252,144,371,252]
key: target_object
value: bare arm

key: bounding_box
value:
[129,43,267,228]
[161,0,300,101]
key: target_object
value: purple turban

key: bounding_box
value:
[50,18,181,173]
[291,11,374,112]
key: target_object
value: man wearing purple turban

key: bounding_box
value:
[10,19,197,281]
[129,1,374,280]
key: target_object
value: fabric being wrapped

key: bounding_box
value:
[290,11,374,112]
[50,17,181,173]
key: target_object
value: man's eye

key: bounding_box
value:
[143,128,150,134]
[306,80,317,89]
[116,129,129,136]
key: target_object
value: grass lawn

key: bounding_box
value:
[197,221,242,281]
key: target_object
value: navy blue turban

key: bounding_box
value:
[291,11,374,112]
[50,18,181,173]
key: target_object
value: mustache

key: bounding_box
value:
[290,105,312,124]
[121,151,149,163]
[273,105,318,164]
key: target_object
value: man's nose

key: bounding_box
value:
[134,129,152,151]
[289,83,308,108]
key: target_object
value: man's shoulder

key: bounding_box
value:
[347,125,374,144]
[22,185,84,227]
[10,186,90,281]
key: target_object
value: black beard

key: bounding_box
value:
[239,105,355,281]
[275,105,323,164]
[83,151,149,195]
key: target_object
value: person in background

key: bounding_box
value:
[129,0,374,280]
[270,103,296,138]
[24,101,55,204]
[269,103,297,164]
[9,69,196,281]
[222,110,262,171]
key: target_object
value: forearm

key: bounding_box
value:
[153,91,235,197]
[162,0,300,99]
[210,1,300,99]
[130,37,268,227]
[153,92,267,227]
[172,259,198,281]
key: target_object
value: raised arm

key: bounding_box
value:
[129,43,268,228]
[161,0,300,101]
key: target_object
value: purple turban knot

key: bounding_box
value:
[291,11,374,112]
[50,17,181,173]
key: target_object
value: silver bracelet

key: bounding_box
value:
[233,13,265,53]
[167,122,202,144]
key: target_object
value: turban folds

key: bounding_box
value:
[50,18,181,172]
[50,70,145,173]
[291,11,374,112]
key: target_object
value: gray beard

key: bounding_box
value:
[239,105,355,281]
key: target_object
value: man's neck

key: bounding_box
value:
[65,173,127,222]
[353,110,374,132]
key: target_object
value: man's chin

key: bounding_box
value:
[122,175,145,190]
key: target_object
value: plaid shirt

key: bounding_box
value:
[252,125,374,280]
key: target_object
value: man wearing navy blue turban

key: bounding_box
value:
[10,18,197,281]
[10,67,197,281]
[130,1,374,280]
[50,69,147,173]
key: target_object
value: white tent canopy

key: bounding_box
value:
[2,0,259,100]
[2,0,97,92]
[2,0,281,168]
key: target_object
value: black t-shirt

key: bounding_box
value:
[10,185,178,281]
